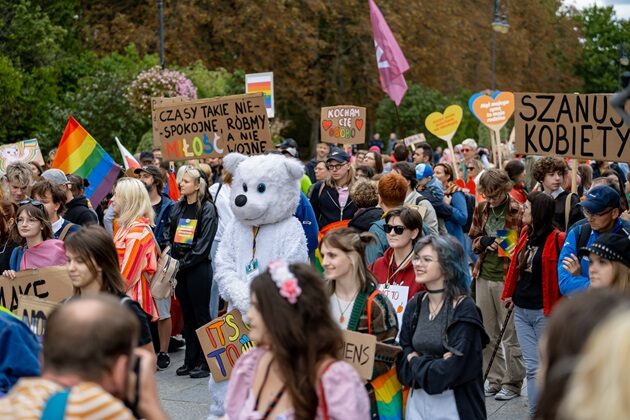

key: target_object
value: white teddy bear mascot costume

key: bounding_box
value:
[207,152,309,419]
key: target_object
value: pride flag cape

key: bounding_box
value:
[52,116,121,205]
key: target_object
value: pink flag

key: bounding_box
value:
[369,0,409,106]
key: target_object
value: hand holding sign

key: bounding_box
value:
[469,91,515,167]
[425,105,463,178]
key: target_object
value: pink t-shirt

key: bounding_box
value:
[224,347,370,420]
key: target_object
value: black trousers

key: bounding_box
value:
[175,262,212,367]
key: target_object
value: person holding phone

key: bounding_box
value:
[469,169,525,401]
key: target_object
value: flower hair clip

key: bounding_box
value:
[268,260,302,304]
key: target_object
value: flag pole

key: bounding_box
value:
[394,102,403,141]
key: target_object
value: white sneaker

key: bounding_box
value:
[495,388,520,401]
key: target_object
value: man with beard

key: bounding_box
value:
[135,165,174,370]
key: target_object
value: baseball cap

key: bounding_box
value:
[579,186,620,214]
[134,165,163,180]
[139,151,155,163]
[580,233,630,269]
[41,169,70,186]
[415,163,433,180]
[278,138,299,158]
[326,150,350,163]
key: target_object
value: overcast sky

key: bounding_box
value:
[567,0,630,19]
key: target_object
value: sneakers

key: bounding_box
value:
[495,388,520,401]
[176,364,192,376]
[156,352,170,370]
[189,365,210,379]
[484,384,501,397]
[168,336,185,352]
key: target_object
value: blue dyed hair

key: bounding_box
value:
[413,235,469,300]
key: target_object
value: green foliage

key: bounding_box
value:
[574,5,630,93]
[375,83,479,148]
[182,63,245,99]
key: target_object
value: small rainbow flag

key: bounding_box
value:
[372,367,406,420]
[497,229,519,259]
[52,116,121,205]
[245,72,274,118]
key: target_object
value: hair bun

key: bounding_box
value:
[358,231,376,245]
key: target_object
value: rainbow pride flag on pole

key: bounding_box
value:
[52,116,121,205]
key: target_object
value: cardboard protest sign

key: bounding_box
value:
[403,133,426,147]
[425,104,463,179]
[469,91,515,130]
[0,266,73,312]
[514,93,630,162]
[0,139,45,172]
[196,309,254,382]
[152,93,272,160]
[341,330,376,380]
[151,96,186,148]
[246,72,274,118]
[320,105,366,145]
[378,284,408,337]
[16,295,58,337]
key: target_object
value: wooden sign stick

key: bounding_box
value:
[571,159,578,194]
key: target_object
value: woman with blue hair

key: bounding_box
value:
[397,235,489,419]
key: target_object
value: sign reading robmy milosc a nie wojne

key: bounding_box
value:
[152,93,272,161]
[514,93,630,162]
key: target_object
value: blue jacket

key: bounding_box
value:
[294,192,319,259]
[154,195,174,248]
[0,310,41,395]
[445,191,468,247]
[365,219,388,264]
[558,218,630,295]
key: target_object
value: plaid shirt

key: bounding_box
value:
[468,195,523,280]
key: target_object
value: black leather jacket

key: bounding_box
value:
[164,199,218,271]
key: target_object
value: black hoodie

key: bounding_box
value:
[397,292,489,420]
[64,195,98,226]
[348,207,384,232]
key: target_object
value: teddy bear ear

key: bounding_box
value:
[282,158,305,181]
[223,153,247,173]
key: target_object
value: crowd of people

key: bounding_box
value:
[0,136,629,420]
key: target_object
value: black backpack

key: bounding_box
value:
[462,193,476,233]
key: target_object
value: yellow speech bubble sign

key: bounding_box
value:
[425,105,463,142]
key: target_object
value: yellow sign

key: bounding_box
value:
[425,105,463,142]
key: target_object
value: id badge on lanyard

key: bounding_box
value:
[245,226,261,282]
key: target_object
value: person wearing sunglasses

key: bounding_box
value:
[2,202,66,278]
[370,207,424,301]
[559,185,630,296]
[309,150,357,230]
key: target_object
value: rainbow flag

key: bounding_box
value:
[245,72,274,118]
[52,116,121,205]
[497,229,519,259]
[372,367,406,420]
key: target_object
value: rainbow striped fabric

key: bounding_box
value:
[52,116,121,205]
[497,229,519,259]
[372,367,406,420]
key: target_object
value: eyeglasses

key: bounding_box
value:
[412,255,436,266]
[19,199,45,211]
[326,163,347,171]
[384,224,406,235]
[583,207,615,218]
[467,166,475,171]
[483,192,504,201]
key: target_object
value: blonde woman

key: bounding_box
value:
[166,166,218,378]
[112,178,159,322]
[559,309,630,420]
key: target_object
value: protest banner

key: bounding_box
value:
[152,93,272,160]
[196,309,254,382]
[16,295,58,337]
[425,105,463,179]
[152,96,186,148]
[246,72,274,119]
[320,105,366,145]
[341,330,376,380]
[469,91,515,167]
[513,93,630,163]
[403,133,426,148]
[378,284,408,339]
[0,139,45,172]
[0,266,73,312]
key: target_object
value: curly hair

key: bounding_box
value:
[377,173,408,208]
[531,157,567,183]
[350,179,379,208]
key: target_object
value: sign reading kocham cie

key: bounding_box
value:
[514,93,630,162]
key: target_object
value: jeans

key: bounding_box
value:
[514,306,547,417]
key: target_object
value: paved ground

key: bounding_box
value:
[157,347,530,419]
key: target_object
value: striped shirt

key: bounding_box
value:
[0,378,134,419]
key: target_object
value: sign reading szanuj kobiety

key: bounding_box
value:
[320,105,366,144]
[196,309,255,382]
[0,266,73,313]
[514,93,630,162]
[152,93,272,160]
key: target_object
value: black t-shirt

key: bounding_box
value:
[152,199,163,220]
[171,202,199,260]
[0,240,17,272]
[513,232,548,310]
[119,294,153,346]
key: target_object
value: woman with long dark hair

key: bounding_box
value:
[166,166,218,378]
[65,225,153,350]
[224,262,369,418]
[397,236,488,419]
[502,191,564,417]
[0,201,17,272]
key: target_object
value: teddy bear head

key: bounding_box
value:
[223,153,304,226]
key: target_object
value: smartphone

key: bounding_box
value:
[480,236,496,248]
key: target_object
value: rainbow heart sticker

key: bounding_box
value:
[468,91,514,129]
[425,105,463,142]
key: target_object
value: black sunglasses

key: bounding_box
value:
[19,199,45,210]
[384,224,406,235]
